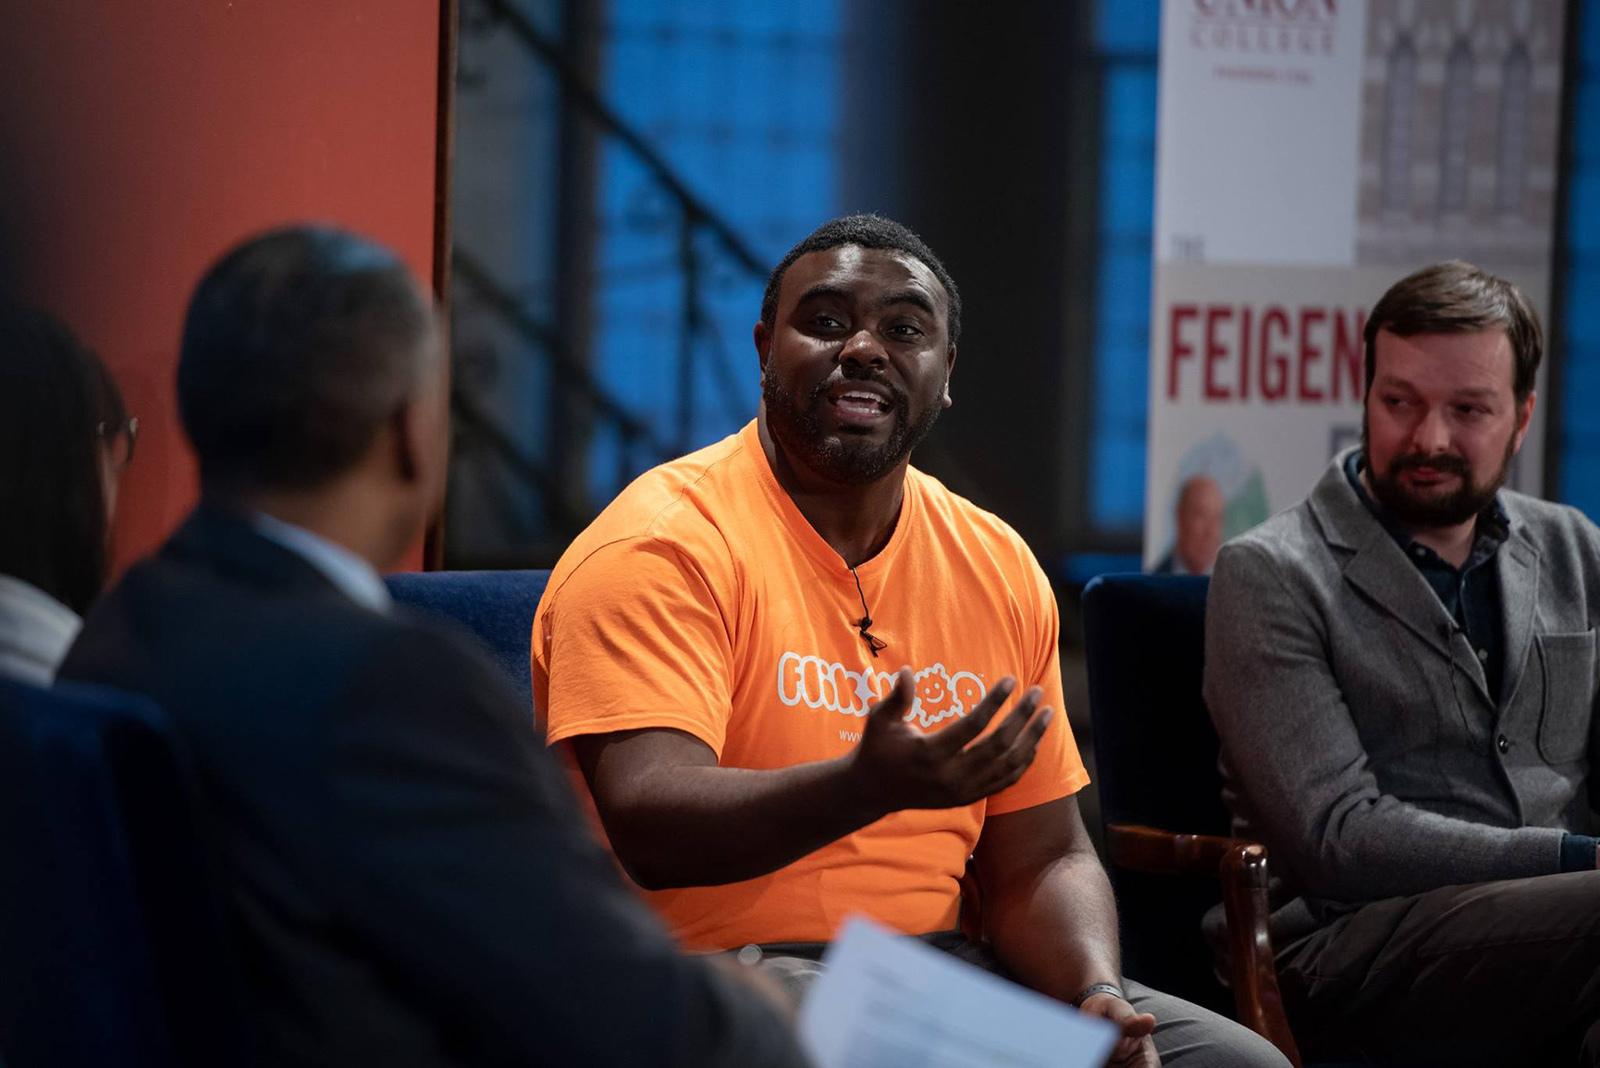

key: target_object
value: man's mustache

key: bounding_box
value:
[1389,452,1471,478]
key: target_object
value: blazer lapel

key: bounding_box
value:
[1341,537,1458,661]
[1311,452,1455,662]
[1497,522,1542,710]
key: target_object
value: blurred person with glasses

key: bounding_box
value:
[0,302,133,684]
[99,411,138,477]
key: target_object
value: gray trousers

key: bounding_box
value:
[1279,871,1600,1066]
[740,932,1289,1067]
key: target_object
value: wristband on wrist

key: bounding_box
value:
[1071,982,1126,1008]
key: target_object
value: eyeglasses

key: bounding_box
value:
[98,415,139,470]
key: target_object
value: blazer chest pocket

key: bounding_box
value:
[1536,630,1598,764]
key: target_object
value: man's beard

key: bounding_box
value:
[1362,421,1516,528]
[761,368,943,486]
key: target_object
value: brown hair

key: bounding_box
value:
[1363,260,1542,401]
[0,302,127,613]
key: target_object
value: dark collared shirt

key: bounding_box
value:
[1344,451,1509,703]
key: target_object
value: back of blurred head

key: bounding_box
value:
[178,226,444,570]
[0,303,128,614]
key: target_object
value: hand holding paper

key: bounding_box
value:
[798,917,1121,1068]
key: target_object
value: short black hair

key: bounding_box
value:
[760,214,962,347]
[178,225,432,493]
[0,302,127,613]
[1365,260,1542,402]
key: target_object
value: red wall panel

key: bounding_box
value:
[0,2,442,572]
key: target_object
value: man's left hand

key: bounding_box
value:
[1079,992,1158,1067]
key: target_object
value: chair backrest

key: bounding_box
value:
[1080,572,1231,1013]
[385,569,552,707]
[0,677,234,1068]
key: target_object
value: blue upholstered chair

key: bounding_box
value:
[1081,574,1304,1065]
[385,569,552,707]
[0,677,234,1068]
[1082,573,1403,1068]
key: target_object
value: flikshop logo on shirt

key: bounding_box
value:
[776,653,987,729]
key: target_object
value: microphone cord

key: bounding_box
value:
[849,565,887,658]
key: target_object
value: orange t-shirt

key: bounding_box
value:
[533,421,1088,949]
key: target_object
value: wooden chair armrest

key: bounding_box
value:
[1218,841,1303,1068]
[1105,822,1259,875]
[1105,823,1304,1068]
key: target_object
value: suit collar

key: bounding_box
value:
[1496,512,1542,708]
[250,513,390,612]
[1308,449,1386,554]
[1311,450,1461,664]
[165,504,346,599]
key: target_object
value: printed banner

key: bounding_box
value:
[1145,0,1566,568]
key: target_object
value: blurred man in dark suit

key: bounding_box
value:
[61,226,805,1068]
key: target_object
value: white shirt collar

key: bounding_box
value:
[250,513,392,613]
[0,573,82,685]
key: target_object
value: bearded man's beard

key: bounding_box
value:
[761,369,943,486]
[1362,421,1517,527]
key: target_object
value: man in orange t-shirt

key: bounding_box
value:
[534,215,1289,1068]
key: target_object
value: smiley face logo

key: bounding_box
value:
[909,664,962,728]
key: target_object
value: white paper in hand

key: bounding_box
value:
[798,916,1120,1068]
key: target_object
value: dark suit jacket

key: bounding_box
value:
[62,507,804,1068]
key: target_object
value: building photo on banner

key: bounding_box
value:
[1145,0,1567,566]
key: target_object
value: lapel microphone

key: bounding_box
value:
[849,565,887,657]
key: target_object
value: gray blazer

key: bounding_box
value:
[1204,449,1600,942]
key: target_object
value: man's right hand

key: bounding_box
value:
[848,669,1054,816]
[571,669,1053,888]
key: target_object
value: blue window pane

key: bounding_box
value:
[1095,1,1160,55]
[1567,263,1600,351]
[1562,348,1600,520]
[590,0,841,505]
[1099,154,1156,228]
[1569,174,1600,255]
[1565,356,1600,434]
[1561,446,1600,522]
[1102,66,1159,140]
[1091,436,1149,528]
[1096,253,1152,342]
[1574,83,1600,163]
[1087,14,1158,532]
[1562,13,1600,522]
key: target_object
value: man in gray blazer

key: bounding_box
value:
[1204,261,1600,1067]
